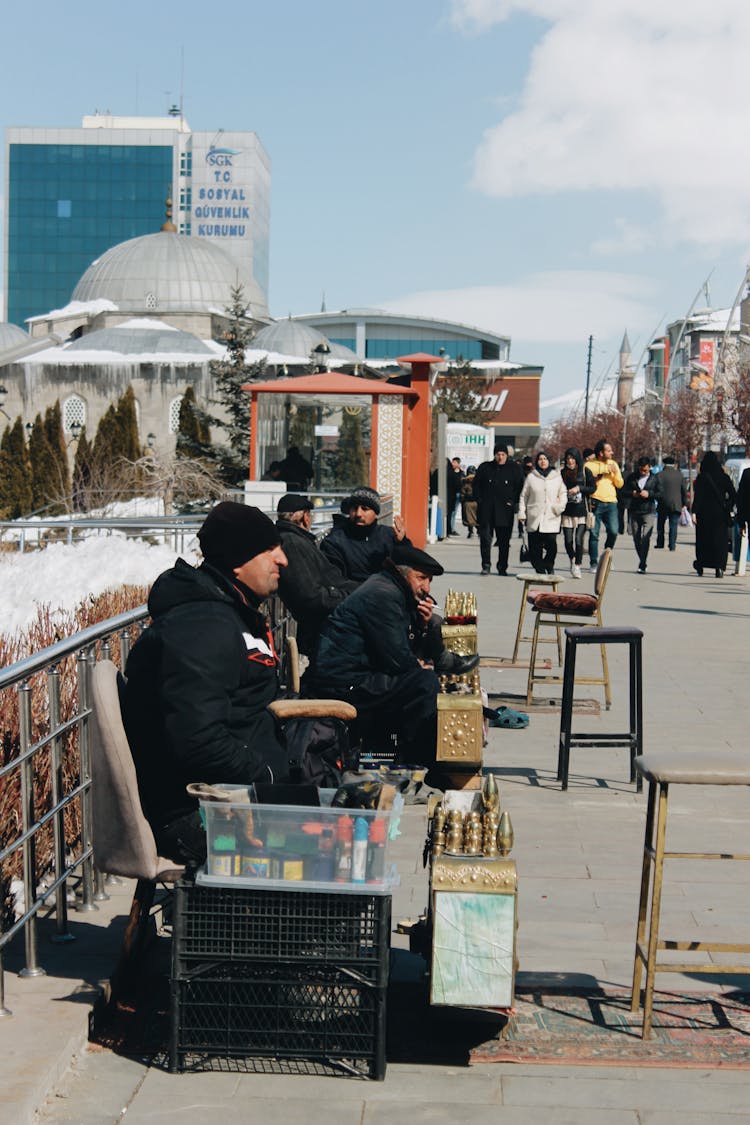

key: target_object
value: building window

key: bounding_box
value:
[169,396,183,433]
[145,292,158,309]
[179,150,192,176]
[179,221,192,235]
[57,199,72,219]
[63,394,86,433]
[179,187,191,209]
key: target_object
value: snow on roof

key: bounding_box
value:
[26,298,118,323]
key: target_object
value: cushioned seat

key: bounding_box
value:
[527,591,598,615]
[526,549,613,706]
[634,751,750,787]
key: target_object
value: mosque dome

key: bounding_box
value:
[0,322,30,351]
[252,317,357,361]
[71,231,268,319]
[64,318,214,358]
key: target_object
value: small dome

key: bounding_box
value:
[253,318,357,362]
[0,322,30,351]
[65,319,213,357]
[72,231,268,319]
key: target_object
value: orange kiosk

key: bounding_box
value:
[245,358,440,546]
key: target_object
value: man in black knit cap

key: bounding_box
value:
[122,502,290,864]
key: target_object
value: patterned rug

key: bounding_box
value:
[470,987,750,1068]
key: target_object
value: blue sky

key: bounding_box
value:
[2,0,749,404]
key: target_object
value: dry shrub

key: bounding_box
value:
[0,585,149,927]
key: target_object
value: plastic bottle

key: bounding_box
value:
[334,815,354,883]
[366,819,387,884]
[351,817,369,884]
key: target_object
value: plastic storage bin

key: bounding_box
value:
[169,879,390,1078]
[197,788,402,895]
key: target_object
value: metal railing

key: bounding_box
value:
[0,491,394,553]
[0,606,149,1017]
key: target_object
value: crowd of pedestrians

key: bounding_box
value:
[444,440,746,581]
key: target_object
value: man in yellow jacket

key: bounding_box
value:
[587,439,624,570]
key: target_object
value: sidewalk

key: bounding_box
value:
[10,531,750,1123]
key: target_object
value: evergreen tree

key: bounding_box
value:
[337,409,368,488]
[43,401,71,500]
[176,384,212,459]
[28,413,62,513]
[91,403,123,467]
[0,419,33,518]
[209,284,266,485]
[72,426,93,511]
[116,386,141,461]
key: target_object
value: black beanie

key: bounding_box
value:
[198,502,281,570]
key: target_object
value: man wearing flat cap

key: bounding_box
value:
[275,493,358,659]
[122,502,290,864]
[320,486,409,583]
[310,543,448,765]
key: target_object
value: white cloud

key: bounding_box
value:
[381,269,658,344]
[451,0,750,249]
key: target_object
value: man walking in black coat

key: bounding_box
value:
[275,493,358,659]
[654,456,688,550]
[122,503,290,865]
[472,443,523,575]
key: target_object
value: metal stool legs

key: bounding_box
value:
[557,627,643,790]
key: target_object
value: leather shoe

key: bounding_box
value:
[435,650,481,675]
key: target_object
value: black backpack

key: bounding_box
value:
[281,715,358,788]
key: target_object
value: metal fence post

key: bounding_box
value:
[47,665,75,943]
[17,682,46,977]
[76,652,97,913]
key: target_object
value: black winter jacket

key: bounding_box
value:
[319,517,408,583]
[623,470,658,515]
[122,559,287,830]
[276,518,358,656]
[312,563,423,694]
[472,458,523,527]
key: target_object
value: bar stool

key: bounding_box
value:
[557,625,643,790]
[631,751,750,1039]
[511,573,564,664]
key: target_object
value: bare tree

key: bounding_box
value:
[129,449,226,514]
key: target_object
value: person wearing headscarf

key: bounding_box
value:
[560,447,596,579]
[518,451,568,575]
[691,451,736,578]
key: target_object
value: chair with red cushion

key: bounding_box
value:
[525,549,613,707]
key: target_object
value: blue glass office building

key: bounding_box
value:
[7,142,172,327]
[5,117,270,328]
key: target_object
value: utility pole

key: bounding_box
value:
[584,335,593,423]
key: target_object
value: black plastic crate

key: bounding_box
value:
[169,960,386,1079]
[172,881,390,985]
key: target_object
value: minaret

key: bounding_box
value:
[616,330,634,412]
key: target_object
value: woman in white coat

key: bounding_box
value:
[518,451,568,574]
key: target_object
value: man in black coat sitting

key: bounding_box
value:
[320,486,408,582]
[275,493,358,659]
[310,544,449,766]
[122,502,290,865]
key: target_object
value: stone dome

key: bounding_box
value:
[64,319,214,357]
[0,321,30,352]
[252,318,357,361]
[71,231,268,319]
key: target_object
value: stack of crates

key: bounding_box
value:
[169,878,391,1078]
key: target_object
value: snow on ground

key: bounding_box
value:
[0,534,200,637]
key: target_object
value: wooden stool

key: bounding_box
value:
[511,573,563,664]
[631,751,750,1039]
[557,626,643,791]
